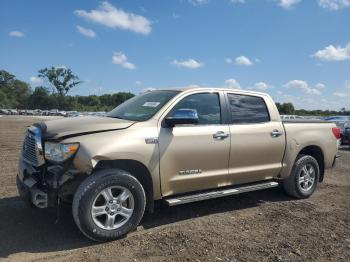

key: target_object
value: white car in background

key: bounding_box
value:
[281,115,304,120]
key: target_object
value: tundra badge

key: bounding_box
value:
[145,137,159,144]
[179,169,202,175]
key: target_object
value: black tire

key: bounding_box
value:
[72,169,146,242]
[282,154,320,199]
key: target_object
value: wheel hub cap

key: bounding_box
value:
[298,164,316,192]
[91,186,135,230]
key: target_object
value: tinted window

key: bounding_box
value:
[227,93,270,124]
[107,90,179,121]
[171,93,221,125]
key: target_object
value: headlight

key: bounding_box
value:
[44,142,79,162]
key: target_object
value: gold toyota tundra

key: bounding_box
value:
[17,88,339,241]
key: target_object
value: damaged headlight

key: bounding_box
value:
[44,142,79,162]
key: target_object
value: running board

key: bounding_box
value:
[164,181,279,206]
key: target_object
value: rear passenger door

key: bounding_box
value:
[226,93,285,185]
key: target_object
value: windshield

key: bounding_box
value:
[107,90,180,121]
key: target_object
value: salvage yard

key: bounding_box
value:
[0,116,349,262]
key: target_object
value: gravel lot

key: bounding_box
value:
[0,116,349,262]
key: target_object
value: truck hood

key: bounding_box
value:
[42,116,135,140]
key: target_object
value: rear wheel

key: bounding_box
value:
[282,154,320,199]
[72,169,146,242]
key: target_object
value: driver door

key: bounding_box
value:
[158,92,231,197]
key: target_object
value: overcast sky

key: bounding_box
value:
[1,0,350,110]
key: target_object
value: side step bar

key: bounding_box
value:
[164,181,279,206]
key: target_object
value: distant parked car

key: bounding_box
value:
[0,109,10,115]
[335,121,350,146]
[324,116,350,122]
[281,115,304,120]
[66,111,82,117]
[33,109,43,116]
[41,110,50,116]
[326,120,350,146]
[342,124,350,145]
[8,109,18,115]
[49,109,59,116]
[92,111,106,117]
[26,110,34,115]
[57,111,67,117]
[328,121,350,146]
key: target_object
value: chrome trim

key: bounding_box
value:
[165,181,279,206]
[271,129,283,137]
[213,131,229,140]
[22,126,45,166]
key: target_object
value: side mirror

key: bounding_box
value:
[164,109,199,127]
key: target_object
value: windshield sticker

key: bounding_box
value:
[143,102,160,107]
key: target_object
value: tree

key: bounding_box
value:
[28,86,56,109]
[111,92,134,107]
[283,103,295,114]
[12,80,32,108]
[0,69,31,108]
[38,67,82,96]
[276,102,295,115]
[38,66,82,109]
[0,70,15,86]
[0,89,10,108]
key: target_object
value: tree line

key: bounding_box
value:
[0,67,349,115]
[0,69,134,111]
[275,102,350,116]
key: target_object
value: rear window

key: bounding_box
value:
[227,93,270,124]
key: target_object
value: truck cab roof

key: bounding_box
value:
[156,87,270,97]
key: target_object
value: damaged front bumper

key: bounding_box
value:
[17,124,87,209]
[17,156,53,208]
[17,155,83,208]
[16,175,49,208]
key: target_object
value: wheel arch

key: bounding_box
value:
[298,145,325,182]
[94,159,154,213]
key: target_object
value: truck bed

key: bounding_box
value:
[280,119,337,179]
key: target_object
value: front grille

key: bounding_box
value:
[22,130,40,166]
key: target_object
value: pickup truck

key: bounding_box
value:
[16,88,339,242]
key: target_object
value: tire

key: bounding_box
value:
[282,154,320,199]
[72,169,146,242]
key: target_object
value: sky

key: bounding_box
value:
[1,0,350,110]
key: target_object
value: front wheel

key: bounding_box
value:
[282,154,320,199]
[72,169,146,242]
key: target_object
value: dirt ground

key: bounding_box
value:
[0,116,349,262]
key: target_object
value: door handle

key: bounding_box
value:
[213,131,229,140]
[271,129,283,137]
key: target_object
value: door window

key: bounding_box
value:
[227,93,270,124]
[170,93,221,125]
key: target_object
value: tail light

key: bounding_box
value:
[332,127,341,140]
